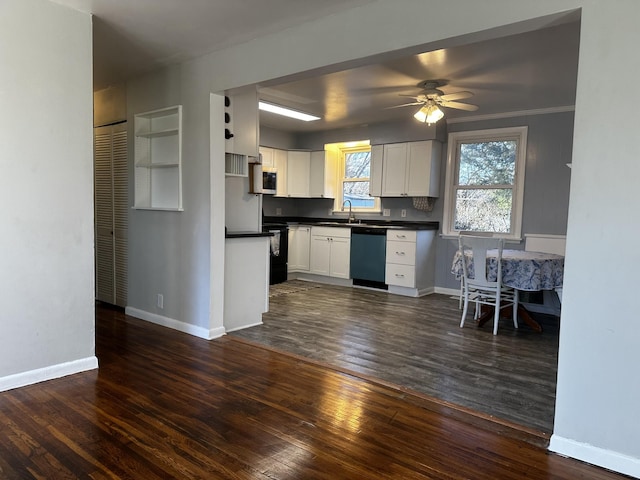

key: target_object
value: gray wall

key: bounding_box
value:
[437,111,574,290]
[264,110,574,290]
[0,0,95,382]
[127,60,215,331]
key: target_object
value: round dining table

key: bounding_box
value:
[451,248,565,332]
[451,248,564,291]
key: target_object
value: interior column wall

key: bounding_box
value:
[0,0,95,386]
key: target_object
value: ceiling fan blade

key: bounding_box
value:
[441,100,478,111]
[440,91,473,101]
[385,102,423,109]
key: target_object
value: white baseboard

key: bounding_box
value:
[549,435,640,479]
[225,321,263,333]
[290,273,353,287]
[125,307,225,340]
[0,356,98,393]
[434,287,461,297]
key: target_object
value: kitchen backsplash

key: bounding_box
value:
[262,195,441,222]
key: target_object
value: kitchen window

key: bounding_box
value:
[333,142,380,213]
[442,126,527,239]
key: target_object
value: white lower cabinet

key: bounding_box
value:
[309,227,351,279]
[385,229,436,296]
[288,225,311,272]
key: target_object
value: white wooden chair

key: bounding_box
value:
[458,231,493,310]
[459,235,518,335]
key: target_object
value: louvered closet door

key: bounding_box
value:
[94,123,128,307]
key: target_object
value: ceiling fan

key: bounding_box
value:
[391,80,478,124]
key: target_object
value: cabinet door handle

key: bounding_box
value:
[395,274,405,278]
[396,251,405,256]
[396,234,406,239]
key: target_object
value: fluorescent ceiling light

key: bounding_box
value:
[259,101,320,122]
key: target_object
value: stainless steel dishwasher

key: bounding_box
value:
[350,226,387,289]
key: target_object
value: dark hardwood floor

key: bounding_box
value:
[0,304,629,479]
[231,280,560,433]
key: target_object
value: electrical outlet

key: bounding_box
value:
[157,294,164,309]
[328,208,333,216]
[276,208,282,216]
[401,209,407,218]
[383,209,391,217]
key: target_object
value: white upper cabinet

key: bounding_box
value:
[259,146,274,168]
[382,143,409,196]
[259,146,288,196]
[380,140,442,197]
[309,150,337,198]
[406,141,441,197]
[369,144,383,197]
[286,151,311,197]
[273,148,288,197]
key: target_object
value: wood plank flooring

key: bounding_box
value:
[231,280,560,434]
[0,304,628,479]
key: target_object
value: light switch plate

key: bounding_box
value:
[383,209,391,217]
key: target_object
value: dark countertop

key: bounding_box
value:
[225,231,273,239]
[263,216,439,231]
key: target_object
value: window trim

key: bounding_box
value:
[333,143,381,213]
[442,126,528,240]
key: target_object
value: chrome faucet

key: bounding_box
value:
[342,199,356,223]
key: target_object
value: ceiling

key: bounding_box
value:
[51,0,580,133]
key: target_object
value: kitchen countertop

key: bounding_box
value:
[263,216,439,231]
[225,231,273,239]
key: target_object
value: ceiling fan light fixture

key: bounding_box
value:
[414,102,444,125]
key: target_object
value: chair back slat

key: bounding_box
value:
[458,235,505,288]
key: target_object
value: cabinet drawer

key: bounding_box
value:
[386,240,416,265]
[310,226,351,238]
[387,230,417,242]
[385,264,415,288]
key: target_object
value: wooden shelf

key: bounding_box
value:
[134,105,183,211]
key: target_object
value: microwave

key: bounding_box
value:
[252,163,277,194]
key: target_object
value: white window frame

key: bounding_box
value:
[333,144,381,214]
[442,126,528,240]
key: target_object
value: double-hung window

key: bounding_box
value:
[332,142,380,213]
[443,127,527,239]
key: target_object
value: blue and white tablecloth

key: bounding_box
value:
[451,249,564,291]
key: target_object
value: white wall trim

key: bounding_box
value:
[549,435,640,479]
[225,321,263,333]
[434,287,461,297]
[126,307,225,340]
[446,105,575,124]
[0,356,98,393]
